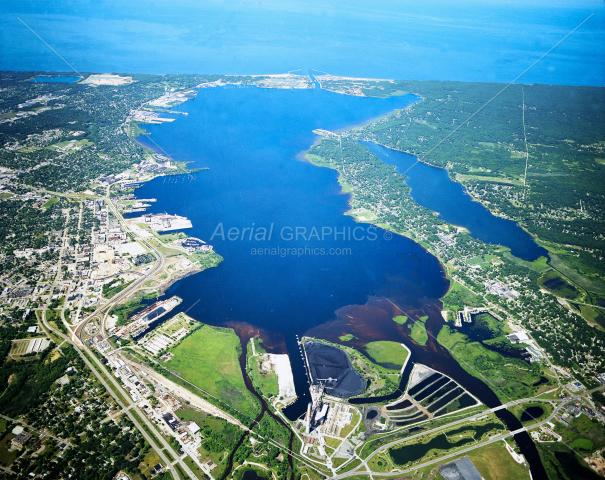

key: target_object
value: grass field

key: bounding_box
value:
[556,414,605,454]
[579,304,605,329]
[392,315,407,325]
[437,325,543,401]
[336,458,361,472]
[504,252,550,273]
[248,354,279,398]
[148,238,186,258]
[339,411,360,438]
[43,197,58,209]
[363,341,408,369]
[456,174,523,186]
[0,431,18,467]
[158,232,188,243]
[138,448,162,478]
[176,405,207,424]
[184,456,206,479]
[465,442,530,480]
[410,320,428,346]
[325,436,342,449]
[166,324,260,418]
[368,452,393,472]
[441,280,484,311]
[339,334,355,341]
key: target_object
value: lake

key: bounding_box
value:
[133,84,448,408]
[132,83,548,478]
[364,142,548,261]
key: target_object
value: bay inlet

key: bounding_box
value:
[131,83,547,478]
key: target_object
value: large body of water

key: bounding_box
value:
[364,142,548,261]
[5,3,600,478]
[2,1,604,86]
[133,84,448,401]
[131,84,549,478]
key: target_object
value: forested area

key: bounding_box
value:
[349,80,605,279]
[0,198,67,252]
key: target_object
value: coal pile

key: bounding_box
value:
[304,340,366,398]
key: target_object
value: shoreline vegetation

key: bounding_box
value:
[2,71,603,478]
[303,75,605,390]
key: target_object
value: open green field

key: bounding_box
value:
[248,354,279,398]
[546,250,605,295]
[392,315,407,325]
[555,414,605,454]
[325,436,341,449]
[47,139,93,150]
[138,448,162,478]
[368,451,393,473]
[166,324,260,418]
[148,238,185,258]
[441,280,484,311]
[176,405,208,424]
[504,252,550,273]
[158,232,188,243]
[0,430,19,467]
[410,320,428,346]
[339,334,355,341]
[189,251,223,270]
[43,197,58,209]
[457,174,523,186]
[184,456,206,479]
[579,304,605,329]
[464,441,530,480]
[363,341,408,369]
[336,458,361,473]
[437,325,543,401]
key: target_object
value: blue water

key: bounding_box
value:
[29,75,80,83]
[1,1,603,86]
[131,85,449,412]
[133,86,447,330]
[364,142,548,261]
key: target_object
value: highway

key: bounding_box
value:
[39,309,198,480]
[74,188,166,342]
[33,187,199,479]
[331,384,605,479]
[30,185,605,479]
